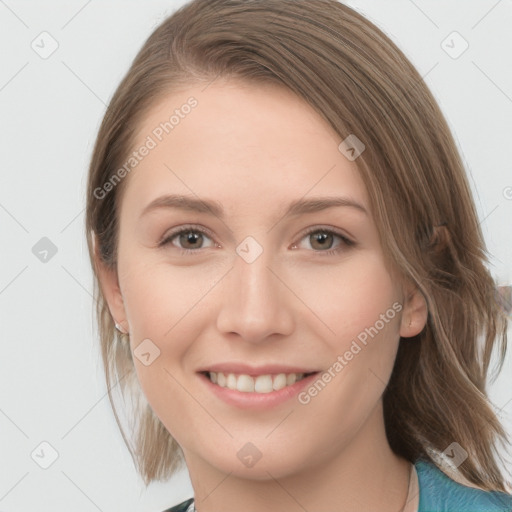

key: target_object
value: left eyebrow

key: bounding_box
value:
[285,196,368,217]
[139,194,368,219]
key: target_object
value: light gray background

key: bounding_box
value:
[1,1,511,511]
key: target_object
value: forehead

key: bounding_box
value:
[122,79,369,219]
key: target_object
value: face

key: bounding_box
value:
[96,79,427,480]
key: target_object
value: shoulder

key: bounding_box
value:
[415,458,512,512]
[162,465,512,512]
[161,497,194,512]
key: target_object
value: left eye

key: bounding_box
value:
[294,227,355,254]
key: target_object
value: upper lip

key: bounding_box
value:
[197,362,320,376]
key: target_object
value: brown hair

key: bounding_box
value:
[85,0,511,490]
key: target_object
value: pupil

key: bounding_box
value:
[181,232,201,248]
[312,232,332,249]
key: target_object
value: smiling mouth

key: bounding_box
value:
[201,371,318,393]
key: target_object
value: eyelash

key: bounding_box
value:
[158,224,355,257]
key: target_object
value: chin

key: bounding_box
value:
[201,444,312,481]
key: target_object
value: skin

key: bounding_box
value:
[95,79,428,512]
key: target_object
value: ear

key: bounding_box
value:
[92,231,129,334]
[399,279,428,338]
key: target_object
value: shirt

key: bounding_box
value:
[162,458,512,512]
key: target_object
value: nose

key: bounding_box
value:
[215,243,295,343]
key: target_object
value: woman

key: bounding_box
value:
[85,1,512,510]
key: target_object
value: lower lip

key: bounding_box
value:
[198,372,320,410]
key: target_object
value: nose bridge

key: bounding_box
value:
[215,235,294,341]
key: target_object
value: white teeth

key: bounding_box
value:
[254,375,273,393]
[217,372,226,387]
[237,374,255,392]
[226,373,237,390]
[273,373,287,391]
[287,374,297,386]
[207,371,308,393]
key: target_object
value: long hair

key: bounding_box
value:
[85,0,511,490]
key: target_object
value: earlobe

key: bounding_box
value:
[92,232,129,333]
[399,283,428,338]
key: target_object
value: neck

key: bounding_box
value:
[183,401,413,512]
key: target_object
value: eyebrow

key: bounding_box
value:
[140,194,368,219]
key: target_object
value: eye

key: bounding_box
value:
[159,224,355,256]
[293,227,355,256]
[159,225,216,255]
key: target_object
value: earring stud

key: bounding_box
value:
[115,322,128,334]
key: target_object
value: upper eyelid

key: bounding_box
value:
[301,225,352,240]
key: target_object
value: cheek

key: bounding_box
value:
[118,254,222,357]
[295,254,403,407]
[292,258,402,434]
[298,253,401,346]
[116,257,216,438]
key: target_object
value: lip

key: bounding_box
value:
[198,371,321,410]
[196,362,319,376]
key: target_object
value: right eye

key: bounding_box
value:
[159,225,217,255]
